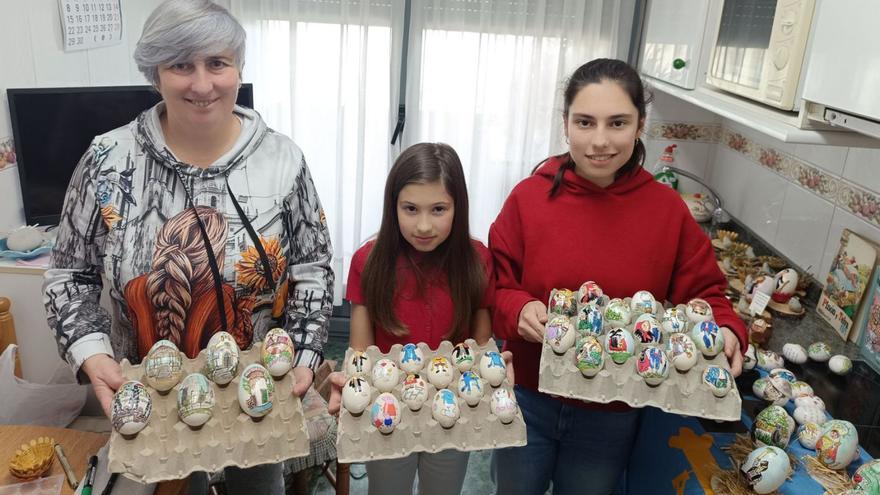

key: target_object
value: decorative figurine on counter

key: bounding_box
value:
[749,319,772,346]
[772,268,799,303]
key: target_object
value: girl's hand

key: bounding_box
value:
[292,366,315,398]
[501,350,515,385]
[721,326,743,377]
[80,354,126,418]
[326,371,347,416]
[517,300,548,343]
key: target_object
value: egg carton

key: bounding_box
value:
[108,347,309,484]
[538,319,742,422]
[336,339,526,464]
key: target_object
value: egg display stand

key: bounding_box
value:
[108,347,309,484]
[538,317,742,422]
[336,339,526,464]
[765,299,806,317]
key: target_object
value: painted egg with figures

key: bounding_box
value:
[816,420,859,470]
[782,343,808,364]
[204,331,239,385]
[548,288,577,317]
[432,389,460,428]
[633,314,662,344]
[451,343,475,372]
[740,446,790,495]
[480,351,507,387]
[143,339,184,392]
[261,328,294,378]
[372,358,402,393]
[798,422,822,449]
[795,395,826,411]
[575,336,605,378]
[743,344,757,371]
[829,355,853,375]
[793,405,826,426]
[636,346,669,386]
[768,368,796,384]
[604,298,632,328]
[685,298,713,323]
[371,392,401,434]
[762,375,792,406]
[577,281,604,305]
[401,373,428,411]
[853,459,880,494]
[490,388,518,424]
[808,342,831,362]
[545,315,576,354]
[177,373,214,427]
[666,332,698,372]
[398,343,425,374]
[342,376,372,415]
[457,371,484,407]
[756,349,785,371]
[745,274,775,303]
[345,351,372,378]
[661,306,689,334]
[111,381,152,436]
[427,357,454,389]
[576,304,604,336]
[772,268,799,303]
[604,328,635,365]
[238,364,275,418]
[702,365,733,398]
[691,321,724,357]
[752,377,769,398]
[790,381,814,399]
[752,405,795,449]
[630,290,657,315]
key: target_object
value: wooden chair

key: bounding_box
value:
[0,297,23,377]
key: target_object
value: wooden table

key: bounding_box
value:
[0,425,187,495]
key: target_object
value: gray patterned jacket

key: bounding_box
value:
[43,103,334,381]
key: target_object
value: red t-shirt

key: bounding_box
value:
[346,239,495,352]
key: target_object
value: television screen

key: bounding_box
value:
[7,84,254,226]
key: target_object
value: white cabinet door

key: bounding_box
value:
[640,0,711,89]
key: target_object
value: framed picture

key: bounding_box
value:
[817,229,878,340]
[859,269,880,374]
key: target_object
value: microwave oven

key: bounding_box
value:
[706,0,815,111]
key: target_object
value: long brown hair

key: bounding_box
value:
[360,143,485,343]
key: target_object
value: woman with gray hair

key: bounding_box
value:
[44,1,334,493]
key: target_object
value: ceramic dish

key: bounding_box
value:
[0,239,53,260]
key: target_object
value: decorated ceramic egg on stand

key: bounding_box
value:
[574,336,605,378]
[604,328,635,365]
[795,395,825,411]
[701,365,733,397]
[630,290,657,315]
[633,314,662,344]
[111,381,152,436]
[401,374,429,411]
[548,288,577,317]
[238,364,275,419]
[768,368,796,383]
[685,298,713,323]
[756,349,785,371]
[752,377,769,398]
[177,373,215,427]
[427,357,454,389]
[451,343,474,372]
[342,376,372,415]
[691,321,724,357]
[666,333,698,372]
[399,343,425,374]
[545,315,576,354]
[261,328,294,378]
[793,405,826,426]
[490,388,517,424]
[740,446,790,494]
[204,331,239,385]
[816,420,859,470]
[458,371,484,407]
[743,344,757,371]
[372,358,402,393]
[772,268,799,303]
[829,355,853,375]
[577,281,604,305]
[661,306,689,334]
[432,389,460,428]
[636,346,669,386]
[604,298,632,328]
[480,351,507,387]
[371,393,401,434]
[782,343,808,365]
[798,422,822,449]
[143,340,183,393]
[346,351,372,378]
[576,304,603,336]
[752,405,795,449]
[762,375,792,406]
[808,342,831,362]
[853,459,880,493]
[791,381,815,398]
[745,274,775,303]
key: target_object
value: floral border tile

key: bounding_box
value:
[838,182,880,226]
[0,137,16,171]
[647,122,721,143]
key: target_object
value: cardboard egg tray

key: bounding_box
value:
[538,317,742,422]
[108,347,309,484]
[336,339,526,463]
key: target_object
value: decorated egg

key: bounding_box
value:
[762,375,792,406]
[745,274,775,302]
[261,328,294,378]
[702,365,733,397]
[576,304,603,336]
[636,346,669,386]
[451,343,474,372]
[666,332,698,372]
[630,290,657,315]
[432,389,460,428]
[427,357,454,389]
[604,328,635,365]
[790,381,815,398]
[373,358,402,392]
[398,343,425,374]
[575,336,605,377]
[346,351,372,378]
[204,331,239,385]
[829,355,853,375]
[143,340,183,392]
[604,298,632,328]
[237,364,275,418]
[111,381,152,435]
[177,373,214,427]
[342,376,372,415]
[808,342,831,362]
[853,459,880,494]
[548,288,577,317]
[795,395,826,411]
[685,298,713,323]
[458,371,484,407]
[752,405,795,449]
[661,306,689,334]
[577,281,604,305]
[768,368,796,383]
[788,296,803,312]
[772,268,799,303]
[740,446,790,494]
[752,377,769,398]
[691,321,724,357]
[480,351,507,387]
[633,314,662,344]
[793,405,827,426]
[798,422,822,449]
[490,388,517,424]
[743,344,757,371]
[756,349,785,371]
[782,343,808,364]
[370,392,401,434]
[545,315,576,354]
[401,373,428,411]
[816,420,859,470]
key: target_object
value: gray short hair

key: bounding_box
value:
[134,0,246,86]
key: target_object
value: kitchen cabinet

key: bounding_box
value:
[640,0,711,89]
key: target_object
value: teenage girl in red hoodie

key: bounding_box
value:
[489,59,747,495]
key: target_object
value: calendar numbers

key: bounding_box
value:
[59,0,122,51]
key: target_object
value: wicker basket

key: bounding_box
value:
[8,436,55,480]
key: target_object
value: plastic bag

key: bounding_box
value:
[0,344,88,426]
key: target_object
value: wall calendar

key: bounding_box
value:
[58,0,123,51]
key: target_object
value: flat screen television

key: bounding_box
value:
[7,84,254,226]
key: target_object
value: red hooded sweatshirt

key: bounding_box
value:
[489,155,747,410]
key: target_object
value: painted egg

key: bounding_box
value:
[578,281,604,305]
[743,344,757,371]
[636,346,669,386]
[702,365,733,397]
[427,357,454,389]
[782,343,808,365]
[575,336,605,377]
[398,343,425,374]
[204,331,239,385]
[373,358,402,393]
[752,377,769,398]
[604,328,635,364]
[762,375,792,406]
[261,328,294,377]
[661,306,689,334]
[756,349,785,371]
[816,420,859,470]
[791,381,815,398]
[685,298,713,323]
[788,296,803,312]
[740,446,790,494]
[798,422,822,449]
[808,342,831,362]
[143,339,183,392]
[745,274,775,302]
[480,351,507,387]
[633,314,662,344]
[795,395,826,411]
[853,459,880,494]
[691,321,724,357]
[630,290,657,315]
[401,373,428,411]
[111,381,152,435]
[772,268,799,302]
[752,405,795,449]
[432,389,460,428]
[793,405,827,426]
[451,343,475,372]
[604,298,632,328]
[342,376,372,415]
[829,355,853,375]
[177,373,214,427]
[576,304,604,336]
[345,351,372,378]
[458,371,484,406]
[768,368,796,383]
[666,332,698,372]
[546,315,576,354]
[490,388,517,424]
[370,392,401,434]
[237,364,275,418]
[548,288,577,317]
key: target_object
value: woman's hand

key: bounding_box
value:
[326,371,346,416]
[292,366,314,398]
[501,350,515,385]
[80,354,126,418]
[517,300,548,343]
[721,326,743,377]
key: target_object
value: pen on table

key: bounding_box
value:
[82,455,98,495]
[100,473,119,495]
[53,443,78,489]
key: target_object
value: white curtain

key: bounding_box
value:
[229,0,621,303]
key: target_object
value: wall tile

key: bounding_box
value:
[843,147,880,195]
[773,183,834,277]
[793,143,848,176]
[818,208,880,284]
[648,91,720,123]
